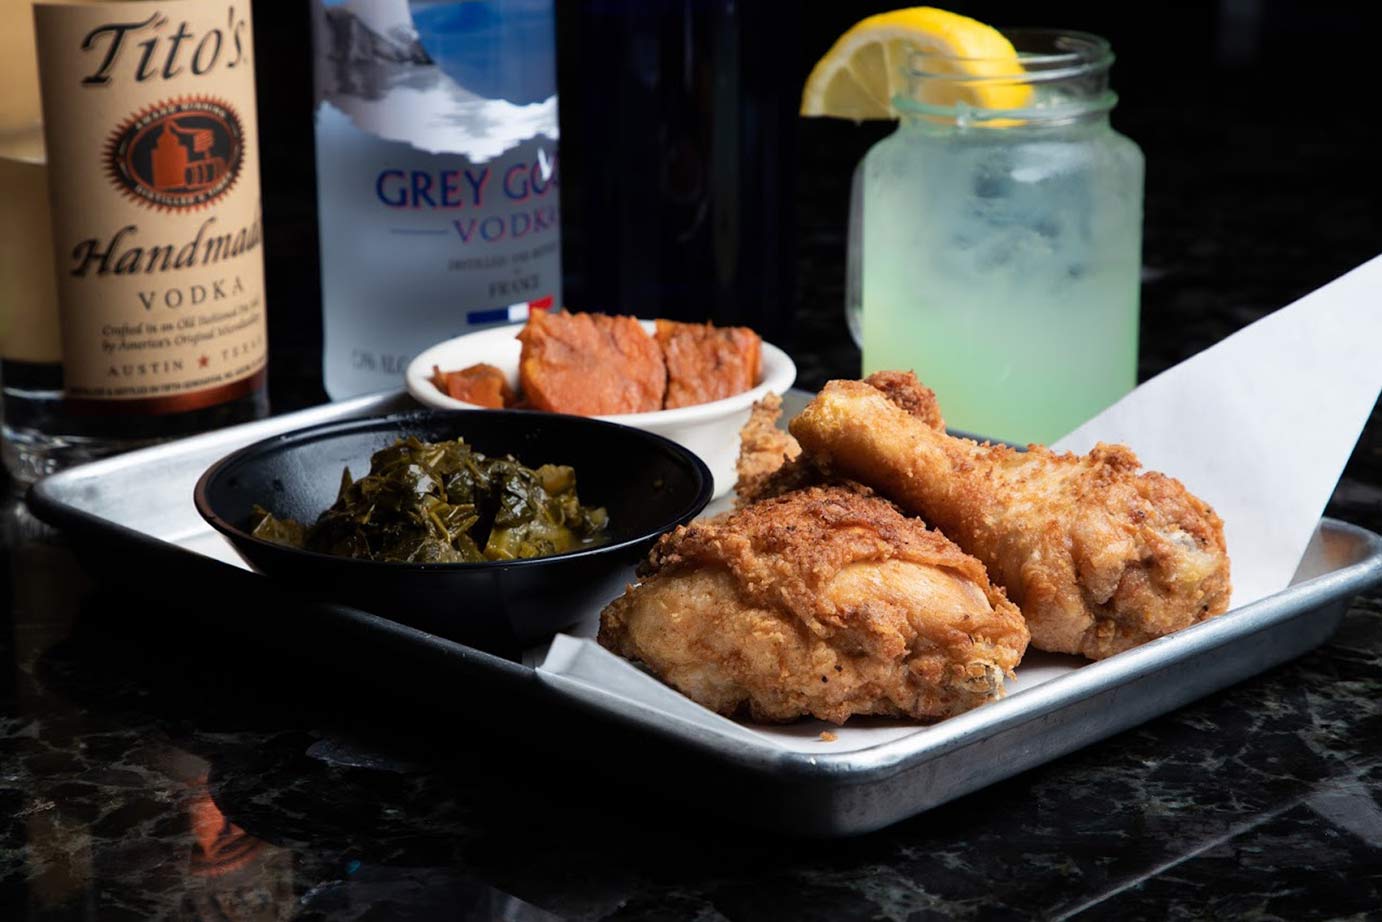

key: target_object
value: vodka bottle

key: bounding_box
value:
[13,0,270,483]
[556,1,796,342]
[312,0,561,399]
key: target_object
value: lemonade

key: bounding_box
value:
[802,12,1144,445]
[861,107,1143,444]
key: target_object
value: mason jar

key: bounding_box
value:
[849,30,1143,445]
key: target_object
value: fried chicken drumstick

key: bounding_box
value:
[598,486,1028,724]
[790,377,1231,660]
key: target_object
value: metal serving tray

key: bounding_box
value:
[27,389,1382,837]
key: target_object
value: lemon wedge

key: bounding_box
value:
[800,7,1031,119]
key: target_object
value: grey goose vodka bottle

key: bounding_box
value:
[311,0,561,399]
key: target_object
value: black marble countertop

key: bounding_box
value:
[5,22,1382,922]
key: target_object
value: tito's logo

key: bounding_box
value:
[104,97,244,210]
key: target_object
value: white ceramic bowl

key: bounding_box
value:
[405,320,796,499]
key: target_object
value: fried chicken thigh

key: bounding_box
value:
[790,377,1231,660]
[598,486,1028,724]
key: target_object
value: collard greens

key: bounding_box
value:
[250,436,608,563]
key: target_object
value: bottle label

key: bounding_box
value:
[312,0,561,399]
[34,0,268,413]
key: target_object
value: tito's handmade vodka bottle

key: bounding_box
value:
[312,0,561,399]
[19,0,269,480]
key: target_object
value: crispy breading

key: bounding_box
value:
[431,362,515,409]
[517,311,666,415]
[862,370,945,429]
[735,453,842,507]
[598,486,1028,724]
[790,376,1232,660]
[732,375,944,507]
[734,394,807,506]
[655,320,762,409]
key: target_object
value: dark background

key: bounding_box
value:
[254,0,1381,408]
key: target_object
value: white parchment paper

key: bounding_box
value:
[537,254,1382,752]
[1052,253,1382,607]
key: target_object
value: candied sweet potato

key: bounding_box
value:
[655,319,762,409]
[518,311,666,415]
[432,363,515,409]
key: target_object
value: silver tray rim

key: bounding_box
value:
[26,388,1382,788]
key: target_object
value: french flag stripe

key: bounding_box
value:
[466,297,554,325]
[465,306,510,324]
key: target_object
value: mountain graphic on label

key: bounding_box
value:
[315,0,558,162]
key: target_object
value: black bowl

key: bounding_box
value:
[194,409,712,652]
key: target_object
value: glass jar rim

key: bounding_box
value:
[909,28,1113,83]
[901,28,1116,123]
